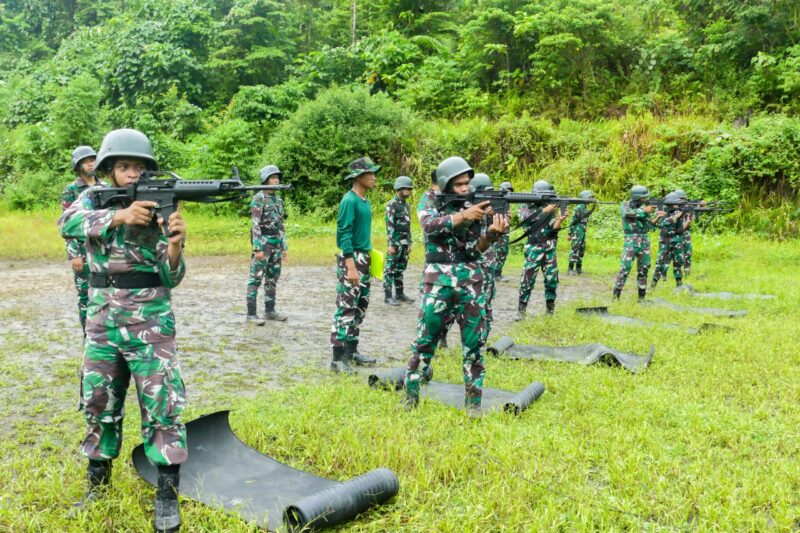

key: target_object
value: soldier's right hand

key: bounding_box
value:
[644,205,656,213]
[119,200,157,226]
[346,264,360,285]
[254,251,266,261]
[463,201,490,221]
[70,257,84,272]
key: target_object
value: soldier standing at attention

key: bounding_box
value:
[330,157,381,373]
[246,165,288,324]
[404,156,508,416]
[567,190,596,275]
[516,180,566,321]
[61,146,102,337]
[383,176,414,305]
[58,129,187,532]
[493,181,513,282]
[613,185,665,301]
[651,192,690,289]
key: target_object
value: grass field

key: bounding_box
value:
[1,208,799,531]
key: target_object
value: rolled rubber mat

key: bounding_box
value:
[132,411,399,532]
[675,285,775,300]
[368,368,545,415]
[486,336,654,373]
[644,297,747,317]
[575,306,729,335]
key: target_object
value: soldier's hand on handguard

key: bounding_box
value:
[488,213,509,236]
[553,212,568,229]
[70,257,85,272]
[462,201,491,221]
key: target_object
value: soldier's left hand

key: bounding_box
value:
[488,213,509,234]
[163,211,186,244]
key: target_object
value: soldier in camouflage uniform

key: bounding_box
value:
[651,193,690,289]
[515,180,567,321]
[613,185,665,301]
[383,176,414,305]
[330,157,381,373]
[61,146,102,336]
[472,173,500,344]
[58,129,186,532]
[674,189,694,276]
[404,157,508,416]
[567,190,596,275]
[493,181,514,282]
[246,164,288,324]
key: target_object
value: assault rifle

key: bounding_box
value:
[436,189,596,217]
[90,168,292,236]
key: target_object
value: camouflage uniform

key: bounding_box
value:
[479,219,499,344]
[518,205,559,308]
[652,211,685,286]
[61,177,105,333]
[383,194,412,294]
[613,202,657,293]
[493,231,510,278]
[568,204,591,267]
[246,191,287,308]
[683,224,693,276]
[405,200,486,408]
[58,189,187,467]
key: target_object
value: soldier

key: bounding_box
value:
[471,173,499,344]
[58,129,187,532]
[330,157,381,373]
[651,193,690,289]
[494,181,513,282]
[674,189,695,276]
[613,185,665,301]
[61,146,102,336]
[383,176,414,305]
[567,190,596,275]
[404,156,508,416]
[246,165,288,324]
[515,180,567,321]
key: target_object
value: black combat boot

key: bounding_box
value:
[437,334,448,349]
[638,288,647,303]
[330,345,353,374]
[650,278,658,289]
[264,301,287,321]
[349,341,376,365]
[72,459,112,512]
[153,465,181,533]
[545,300,556,315]
[576,262,583,275]
[613,288,622,300]
[246,300,264,325]
[514,303,527,322]
[676,279,683,288]
[394,281,414,303]
[384,288,400,306]
[567,262,575,275]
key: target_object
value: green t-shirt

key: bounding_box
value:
[336,190,372,257]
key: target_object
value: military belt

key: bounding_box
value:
[89,272,162,289]
[259,226,280,236]
[425,252,472,264]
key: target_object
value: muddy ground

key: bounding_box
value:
[0,257,608,411]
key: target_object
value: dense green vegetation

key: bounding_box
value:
[1,1,799,234]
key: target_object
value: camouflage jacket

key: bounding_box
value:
[418,195,483,287]
[519,204,558,247]
[659,211,686,243]
[251,192,287,251]
[621,202,657,236]
[385,195,411,246]
[60,177,106,260]
[569,204,592,233]
[479,217,500,268]
[418,187,437,246]
[57,188,186,335]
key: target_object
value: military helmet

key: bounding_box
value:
[436,156,474,191]
[579,190,594,200]
[71,146,96,171]
[674,189,688,201]
[630,185,650,202]
[532,180,551,193]
[345,157,381,180]
[471,173,493,191]
[394,176,413,190]
[260,164,282,184]
[663,192,683,205]
[95,129,158,172]
[500,181,514,192]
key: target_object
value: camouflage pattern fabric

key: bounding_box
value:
[518,205,559,305]
[479,218,499,344]
[330,251,371,347]
[58,187,188,466]
[406,197,486,407]
[568,204,590,264]
[652,212,685,284]
[417,187,454,343]
[493,231,510,276]
[247,192,286,306]
[613,202,656,292]
[683,227,693,275]
[383,194,412,292]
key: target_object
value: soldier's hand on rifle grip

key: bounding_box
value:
[114,200,157,227]
[463,201,491,221]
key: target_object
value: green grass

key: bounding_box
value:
[1,208,800,530]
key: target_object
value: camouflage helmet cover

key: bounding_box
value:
[345,157,381,180]
[95,129,158,172]
[71,146,97,171]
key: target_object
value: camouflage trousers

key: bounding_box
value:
[72,261,90,332]
[494,240,509,276]
[406,281,486,407]
[519,242,559,306]
[614,234,651,292]
[383,244,410,293]
[481,264,496,344]
[683,231,693,275]
[246,244,283,306]
[653,238,684,284]
[569,226,587,264]
[330,251,371,347]
[81,325,187,466]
